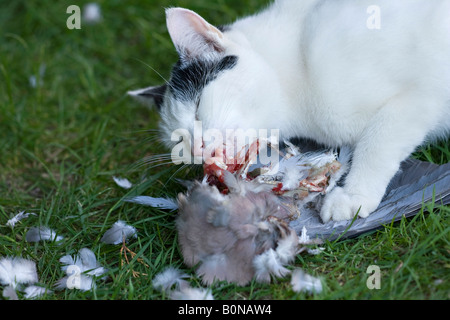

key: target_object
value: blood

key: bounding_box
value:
[272,183,285,195]
[203,140,259,194]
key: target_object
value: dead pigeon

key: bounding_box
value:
[125,140,449,286]
[176,172,300,285]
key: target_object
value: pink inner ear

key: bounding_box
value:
[166,8,224,57]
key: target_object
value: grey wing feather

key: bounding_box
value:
[290,159,450,240]
[124,196,178,211]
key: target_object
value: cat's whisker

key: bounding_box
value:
[140,161,175,171]
[164,163,194,186]
[133,58,176,91]
[131,154,174,170]
[137,154,173,164]
[141,137,164,146]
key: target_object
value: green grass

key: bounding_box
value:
[0,0,449,300]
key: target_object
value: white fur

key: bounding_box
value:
[158,0,450,221]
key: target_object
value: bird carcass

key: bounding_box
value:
[176,141,348,285]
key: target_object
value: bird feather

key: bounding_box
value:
[100,220,137,245]
[124,196,178,211]
[26,226,63,243]
[290,269,322,294]
[0,257,38,287]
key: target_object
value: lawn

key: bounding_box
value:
[0,0,448,300]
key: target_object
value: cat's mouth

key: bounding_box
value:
[202,139,342,197]
[203,140,259,193]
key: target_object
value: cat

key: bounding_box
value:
[129,0,450,222]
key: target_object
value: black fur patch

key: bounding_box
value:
[139,85,167,110]
[169,55,238,103]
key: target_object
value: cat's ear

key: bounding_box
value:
[166,8,225,62]
[128,85,167,110]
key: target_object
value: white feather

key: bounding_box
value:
[253,249,290,283]
[77,248,107,277]
[307,247,325,255]
[100,220,137,245]
[152,267,214,300]
[83,3,102,23]
[23,285,53,299]
[152,267,189,292]
[59,255,75,268]
[298,226,324,245]
[290,269,322,294]
[56,248,107,291]
[275,232,299,264]
[0,257,38,288]
[170,286,214,300]
[113,176,133,189]
[2,285,18,300]
[6,212,36,228]
[26,226,63,243]
[55,274,96,292]
[124,196,178,211]
[280,160,310,191]
[298,226,310,244]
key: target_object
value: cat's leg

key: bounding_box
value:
[320,92,440,222]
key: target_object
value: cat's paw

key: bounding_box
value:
[320,187,378,223]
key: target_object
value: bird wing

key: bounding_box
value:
[289,159,450,240]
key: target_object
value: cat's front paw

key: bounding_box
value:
[320,187,378,223]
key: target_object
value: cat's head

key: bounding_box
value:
[129,8,285,164]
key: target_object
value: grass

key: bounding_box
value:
[0,0,449,300]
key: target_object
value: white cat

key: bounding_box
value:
[130,0,450,222]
